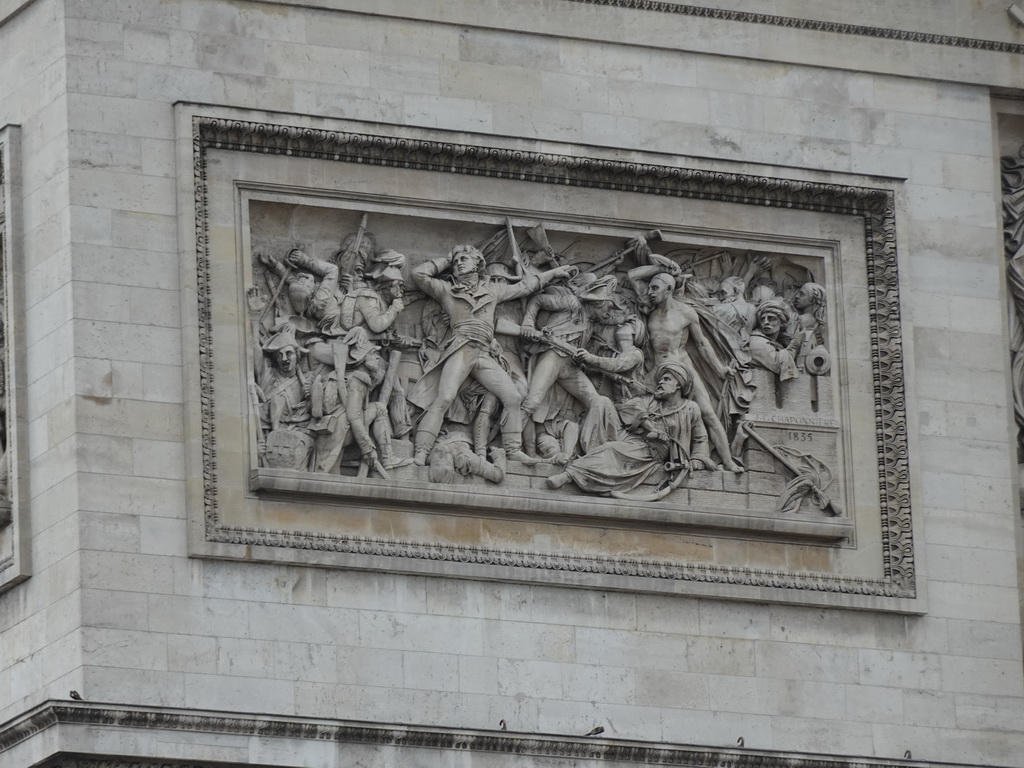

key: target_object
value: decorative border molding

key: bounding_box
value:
[562,0,1024,55]
[2,702,955,768]
[191,116,914,599]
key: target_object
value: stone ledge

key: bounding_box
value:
[0,701,966,768]
[251,467,855,543]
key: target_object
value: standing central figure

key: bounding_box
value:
[409,244,575,466]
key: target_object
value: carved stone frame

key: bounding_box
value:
[0,124,29,593]
[180,107,916,610]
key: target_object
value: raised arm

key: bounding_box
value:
[247,287,270,379]
[356,295,404,334]
[576,323,642,373]
[521,290,566,329]
[501,264,577,302]
[411,255,452,302]
[287,250,338,297]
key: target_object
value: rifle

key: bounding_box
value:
[526,223,562,267]
[503,320,654,395]
[505,217,529,278]
[588,229,663,276]
[339,213,370,284]
[379,329,423,351]
[256,256,294,326]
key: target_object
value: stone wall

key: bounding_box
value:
[1,1,1023,766]
[0,0,82,728]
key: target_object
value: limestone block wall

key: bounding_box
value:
[0,0,83,727]
[2,0,1024,765]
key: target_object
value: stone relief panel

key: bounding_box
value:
[246,205,845,522]
[0,124,27,593]
[1002,147,1024,459]
[0,188,9,525]
[184,112,914,606]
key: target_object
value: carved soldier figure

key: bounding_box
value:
[408,244,576,466]
[259,249,346,337]
[749,284,778,308]
[791,281,827,369]
[253,324,314,470]
[255,326,310,431]
[575,277,646,397]
[519,280,590,415]
[712,276,756,338]
[533,418,579,465]
[339,259,406,335]
[547,361,713,495]
[338,256,414,439]
[337,326,407,473]
[428,426,507,485]
[748,299,800,380]
[517,276,620,454]
[629,268,743,472]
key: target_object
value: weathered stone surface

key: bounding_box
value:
[1,2,1024,767]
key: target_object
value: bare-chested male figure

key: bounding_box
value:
[633,270,743,472]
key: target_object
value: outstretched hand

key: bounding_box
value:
[246,287,266,314]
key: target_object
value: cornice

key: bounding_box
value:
[0,702,963,768]
[0,0,36,31]
[562,0,1024,54]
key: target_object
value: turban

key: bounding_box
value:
[654,361,693,396]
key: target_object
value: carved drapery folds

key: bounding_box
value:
[191,116,913,600]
